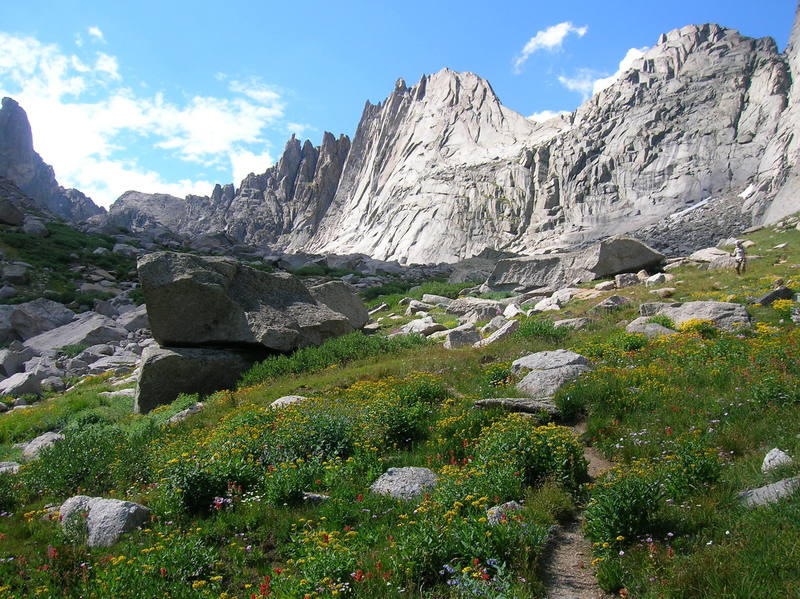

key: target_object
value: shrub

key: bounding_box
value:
[239,331,429,387]
[647,314,675,329]
[678,318,719,338]
[0,472,18,512]
[512,318,569,342]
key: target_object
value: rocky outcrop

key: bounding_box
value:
[0,98,104,221]
[101,7,800,263]
[639,301,751,330]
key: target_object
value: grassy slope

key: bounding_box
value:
[0,224,798,597]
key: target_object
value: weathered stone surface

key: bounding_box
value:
[309,281,369,329]
[615,273,640,288]
[0,342,35,377]
[24,312,127,353]
[481,315,509,335]
[512,350,591,375]
[116,304,149,331]
[592,295,632,312]
[166,402,204,424]
[645,273,667,287]
[60,496,150,547]
[421,294,453,306]
[9,298,75,340]
[135,345,263,414]
[473,319,519,348]
[553,317,593,330]
[516,365,591,399]
[404,300,434,316]
[0,461,20,474]
[486,238,664,291]
[503,303,524,318]
[0,371,42,397]
[446,297,502,317]
[594,281,616,291]
[20,431,64,459]
[370,467,438,500]
[270,395,309,409]
[626,317,676,338]
[756,286,794,306]
[474,397,558,416]
[397,317,446,337]
[738,477,800,508]
[138,252,352,352]
[762,448,793,473]
[443,326,481,349]
[639,301,751,330]
[487,501,524,526]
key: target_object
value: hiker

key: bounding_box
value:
[732,240,747,275]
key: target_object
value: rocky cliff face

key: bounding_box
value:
[106,9,800,263]
[0,97,105,222]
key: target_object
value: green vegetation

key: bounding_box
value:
[0,221,137,306]
[239,331,431,387]
[2,221,800,597]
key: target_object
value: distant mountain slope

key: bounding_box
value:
[105,8,800,263]
[0,97,105,222]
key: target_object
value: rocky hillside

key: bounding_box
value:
[0,98,104,222]
[103,6,800,264]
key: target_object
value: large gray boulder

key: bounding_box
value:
[24,312,128,353]
[135,345,264,414]
[396,317,445,337]
[370,467,438,500]
[19,431,64,460]
[639,301,751,331]
[60,496,150,547]
[309,281,369,329]
[486,237,664,291]
[512,350,593,399]
[137,252,353,352]
[10,299,75,340]
[0,342,35,377]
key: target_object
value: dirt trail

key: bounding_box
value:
[540,424,614,599]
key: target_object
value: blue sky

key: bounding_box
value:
[1,0,794,207]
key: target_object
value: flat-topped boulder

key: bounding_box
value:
[486,237,664,291]
[738,477,800,508]
[446,297,502,317]
[626,317,677,338]
[19,431,64,460]
[137,252,353,352]
[511,350,591,375]
[639,301,751,331]
[9,299,75,340]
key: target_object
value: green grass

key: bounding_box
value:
[2,219,800,597]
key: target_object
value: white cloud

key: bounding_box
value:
[591,47,648,95]
[557,46,649,101]
[0,32,286,207]
[94,52,120,80]
[87,26,105,43]
[230,148,274,184]
[513,22,588,74]
[528,110,570,123]
[558,69,602,100]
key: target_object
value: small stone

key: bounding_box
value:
[370,467,438,500]
[270,395,309,409]
[762,448,793,473]
[738,477,800,507]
